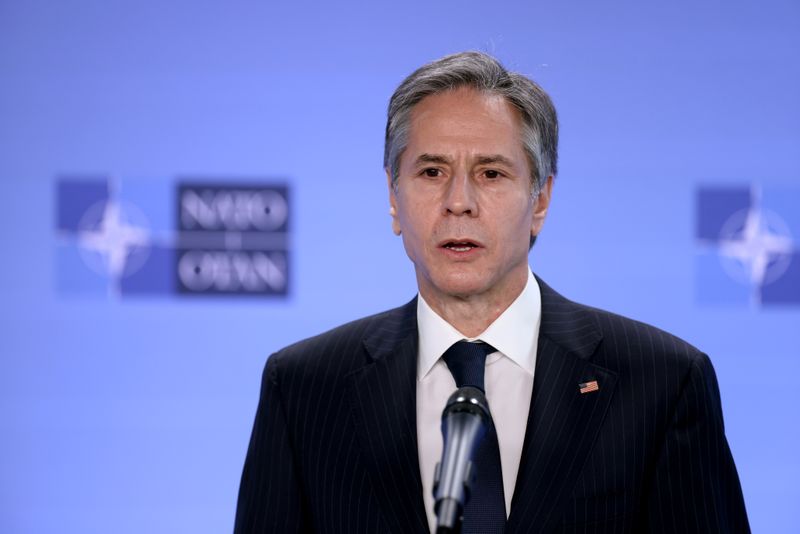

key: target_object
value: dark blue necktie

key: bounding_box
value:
[441,341,506,533]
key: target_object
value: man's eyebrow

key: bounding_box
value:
[414,153,452,166]
[413,154,517,167]
[475,154,516,167]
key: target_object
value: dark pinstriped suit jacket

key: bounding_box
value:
[234,278,750,533]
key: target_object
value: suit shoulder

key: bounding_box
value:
[569,298,707,369]
[267,299,415,376]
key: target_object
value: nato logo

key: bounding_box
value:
[695,185,799,306]
[176,182,289,296]
[55,177,290,298]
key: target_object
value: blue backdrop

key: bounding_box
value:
[1,1,798,532]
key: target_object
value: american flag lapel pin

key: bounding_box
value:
[579,380,599,394]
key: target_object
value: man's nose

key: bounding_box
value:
[443,173,478,216]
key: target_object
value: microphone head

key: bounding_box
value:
[443,386,490,421]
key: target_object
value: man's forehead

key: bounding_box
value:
[410,87,516,123]
[401,89,527,166]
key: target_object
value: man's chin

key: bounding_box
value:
[419,274,493,302]
[416,266,528,306]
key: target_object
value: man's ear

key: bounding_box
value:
[387,170,401,236]
[531,175,553,238]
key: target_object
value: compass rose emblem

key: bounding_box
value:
[696,184,799,307]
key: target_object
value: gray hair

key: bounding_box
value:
[383,51,558,195]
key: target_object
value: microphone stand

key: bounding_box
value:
[432,386,491,534]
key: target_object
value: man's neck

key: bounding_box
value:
[418,271,529,338]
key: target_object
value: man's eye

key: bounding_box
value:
[423,168,441,177]
[484,170,501,179]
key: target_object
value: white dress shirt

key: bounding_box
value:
[416,269,542,532]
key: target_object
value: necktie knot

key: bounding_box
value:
[441,340,496,392]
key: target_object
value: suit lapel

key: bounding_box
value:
[506,279,618,533]
[345,299,429,534]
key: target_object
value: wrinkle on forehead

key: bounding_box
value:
[402,88,529,177]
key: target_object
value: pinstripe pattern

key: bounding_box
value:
[234,278,749,533]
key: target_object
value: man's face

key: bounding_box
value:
[388,87,551,309]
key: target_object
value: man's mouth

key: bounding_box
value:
[442,240,480,252]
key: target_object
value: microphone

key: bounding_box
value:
[433,386,491,533]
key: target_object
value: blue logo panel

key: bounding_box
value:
[56,178,109,232]
[54,177,291,299]
[696,186,751,242]
[175,183,290,296]
[761,252,800,305]
[119,246,176,296]
[695,184,799,307]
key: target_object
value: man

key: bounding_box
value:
[234,52,750,533]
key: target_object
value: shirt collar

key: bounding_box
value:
[416,269,541,379]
